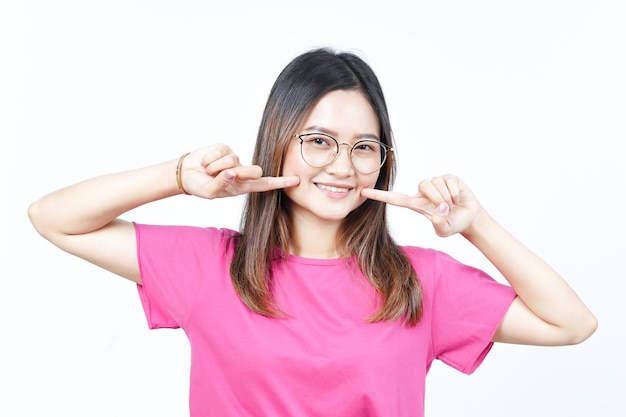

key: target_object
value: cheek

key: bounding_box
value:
[282,142,321,179]
[281,142,302,176]
[361,172,381,189]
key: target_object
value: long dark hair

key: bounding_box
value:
[230,48,422,326]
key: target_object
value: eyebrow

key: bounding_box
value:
[303,125,381,141]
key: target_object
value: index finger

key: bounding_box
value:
[244,175,300,193]
[361,188,413,208]
[362,188,432,216]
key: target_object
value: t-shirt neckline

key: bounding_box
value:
[284,253,355,266]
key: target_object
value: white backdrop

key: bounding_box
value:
[2,1,624,416]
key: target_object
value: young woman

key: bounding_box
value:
[28,48,597,417]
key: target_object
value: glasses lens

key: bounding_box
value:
[300,134,338,167]
[351,140,387,174]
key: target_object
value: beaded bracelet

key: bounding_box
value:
[176,152,191,195]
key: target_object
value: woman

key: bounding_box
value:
[28,48,597,417]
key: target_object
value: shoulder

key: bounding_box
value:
[133,223,241,252]
[399,245,455,274]
[133,223,240,237]
[400,245,493,292]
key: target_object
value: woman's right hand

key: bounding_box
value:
[181,144,300,199]
[28,144,299,284]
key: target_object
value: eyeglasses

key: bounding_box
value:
[294,133,393,174]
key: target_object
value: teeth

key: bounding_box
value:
[317,184,349,193]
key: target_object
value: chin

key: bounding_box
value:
[316,202,365,222]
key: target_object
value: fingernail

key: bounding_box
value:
[437,202,448,214]
[224,171,234,181]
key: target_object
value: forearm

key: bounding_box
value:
[463,211,597,343]
[29,158,180,238]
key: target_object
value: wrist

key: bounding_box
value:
[176,152,192,195]
[461,208,496,244]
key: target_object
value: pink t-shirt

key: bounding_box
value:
[135,224,516,417]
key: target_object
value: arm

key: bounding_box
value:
[28,145,300,284]
[463,211,597,345]
[361,174,597,346]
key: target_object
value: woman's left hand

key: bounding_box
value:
[361,174,484,237]
[364,174,598,346]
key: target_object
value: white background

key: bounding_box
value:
[2,1,624,416]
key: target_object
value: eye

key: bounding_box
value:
[353,140,381,153]
[305,135,333,148]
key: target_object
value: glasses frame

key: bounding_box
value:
[294,133,393,175]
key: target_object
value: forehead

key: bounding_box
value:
[300,89,380,138]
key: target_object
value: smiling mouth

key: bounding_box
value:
[315,183,351,193]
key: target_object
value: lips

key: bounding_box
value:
[315,183,352,193]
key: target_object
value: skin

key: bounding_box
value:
[281,90,381,258]
[28,89,597,347]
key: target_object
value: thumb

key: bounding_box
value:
[202,169,237,199]
[431,203,455,237]
[436,202,449,215]
[221,169,235,182]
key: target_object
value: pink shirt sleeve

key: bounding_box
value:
[427,250,517,374]
[133,223,237,329]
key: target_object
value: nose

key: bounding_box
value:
[326,143,354,176]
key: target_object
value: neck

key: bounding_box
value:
[288,214,345,259]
